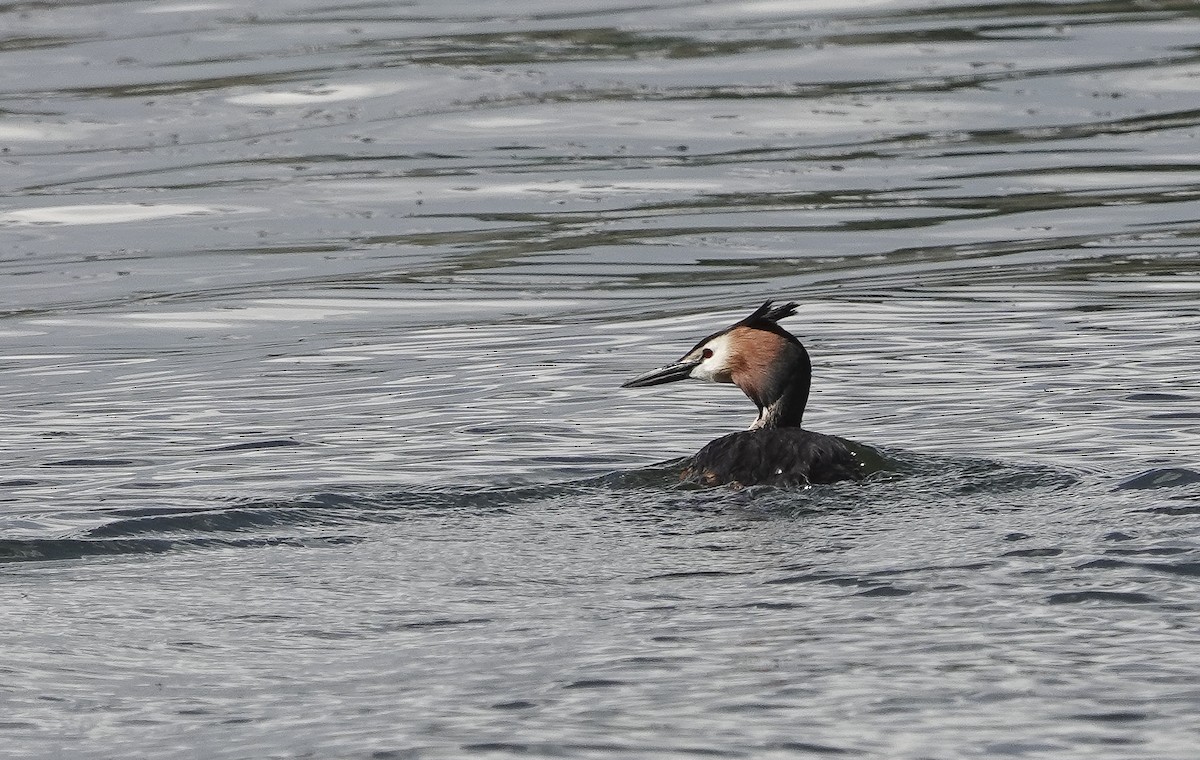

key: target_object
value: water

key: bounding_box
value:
[2,0,1200,757]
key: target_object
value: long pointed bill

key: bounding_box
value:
[620,359,700,388]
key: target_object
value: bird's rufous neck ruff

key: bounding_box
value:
[724,326,809,429]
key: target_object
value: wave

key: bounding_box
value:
[0,450,1093,565]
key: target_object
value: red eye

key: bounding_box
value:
[702,348,714,359]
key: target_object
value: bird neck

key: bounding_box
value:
[750,379,809,429]
[747,344,811,430]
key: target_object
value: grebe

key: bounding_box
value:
[621,301,869,487]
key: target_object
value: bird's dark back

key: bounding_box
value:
[682,428,865,488]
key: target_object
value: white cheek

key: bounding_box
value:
[691,363,719,381]
[687,334,733,382]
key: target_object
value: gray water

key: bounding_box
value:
[3,0,1200,757]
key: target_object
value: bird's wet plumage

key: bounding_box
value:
[683,428,864,488]
[622,300,873,488]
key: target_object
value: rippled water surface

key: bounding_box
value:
[3,0,1200,757]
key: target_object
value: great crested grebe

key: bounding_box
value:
[621,301,871,487]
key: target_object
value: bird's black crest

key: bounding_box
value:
[682,299,801,357]
[738,300,798,328]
